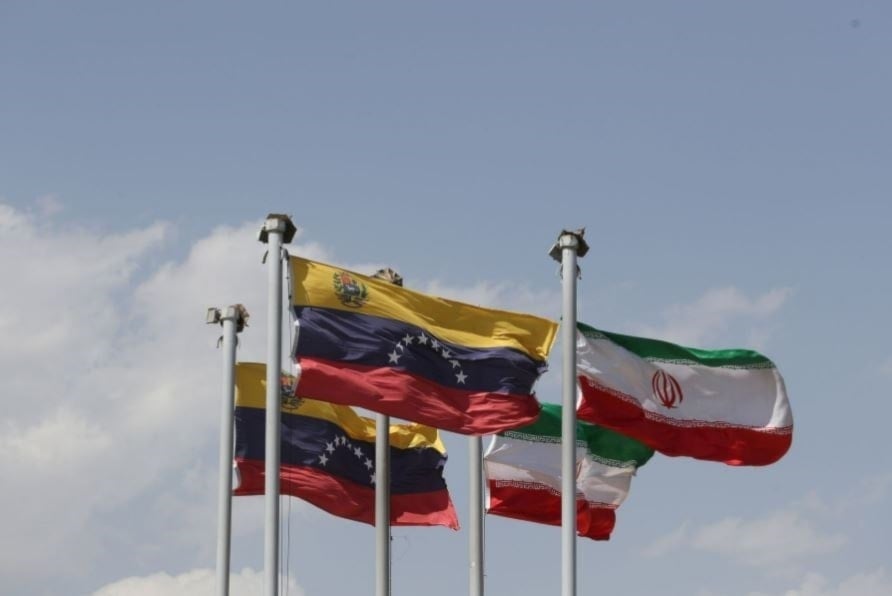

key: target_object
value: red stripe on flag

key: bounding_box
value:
[577,378,792,466]
[487,481,616,541]
[296,357,541,435]
[235,458,459,529]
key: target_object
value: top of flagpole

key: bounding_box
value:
[548,228,589,262]
[206,304,250,333]
[372,267,403,287]
[258,213,297,244]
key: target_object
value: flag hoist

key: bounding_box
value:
[259,214,296,596]
[549,229,589,596]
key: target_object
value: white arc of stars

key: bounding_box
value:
[386,331,470,386]
[315,434,377,487]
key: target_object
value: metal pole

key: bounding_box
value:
[560,234,579,596]
[375,413,391,596]
[469,436,484,596]
[370,267,401,596]
[258,214,296,596]
[209,305,248,596]
[550,229,588,596]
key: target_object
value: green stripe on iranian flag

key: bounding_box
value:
[484,403,652,540]
[575,322,793,466]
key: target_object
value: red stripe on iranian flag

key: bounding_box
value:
[577,378,792,466]
[487,480,616,541]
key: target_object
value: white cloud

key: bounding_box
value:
[644,477,892,595]
[748,568,892,596]
[637,286,792,348]
[92,567,303,596]
[644,508,846,572]
[795,473,892,518]
[0,205,176,586]
[689,510,846,568]
[641,520,690,557]
[35,194,64,215]
[0,205,321,591]
[0,204,168,424]
[0,202,31,232]
[879,356,892,377]
[0,407,111,467]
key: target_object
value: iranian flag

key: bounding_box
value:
[575,322,793,466]
[484,402,653,540]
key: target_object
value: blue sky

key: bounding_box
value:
[2,2,891,595]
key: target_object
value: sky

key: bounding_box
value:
[2,1,891,595]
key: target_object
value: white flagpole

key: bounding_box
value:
[258,214,296,596]
[469,435,484,596]
[371,268,402,596]
[208,305,249,596]
[375,412,391,596]
[550,229,588,596]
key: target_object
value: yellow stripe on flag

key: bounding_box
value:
[290,256,558,361]
[235,362,446,453]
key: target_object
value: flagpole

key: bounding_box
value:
[375,412,391,596]
[469,435,484,596]
[371,268,402,596]
[259,214,296,596]
[550,229,588,596]
[208,305,249,596]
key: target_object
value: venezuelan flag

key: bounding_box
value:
[290,256,559,435]
[234,363,459,529]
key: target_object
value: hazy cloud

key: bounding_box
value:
[0,205,299,592]
[35,194,64,216]
[643,470,892,596]
[644,509,845,570]
[636,286,792,348]
[641,521,690,557]
[92,567,304,596]
[795,473,892,518]
[747,568,892,596]
[691,510,846,568]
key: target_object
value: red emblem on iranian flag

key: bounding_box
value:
[652,370,683,409]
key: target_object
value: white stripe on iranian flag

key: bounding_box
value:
[483,433,635,540]
[575,327,793,466]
